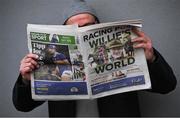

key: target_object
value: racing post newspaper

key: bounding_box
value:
[27,19,151,100]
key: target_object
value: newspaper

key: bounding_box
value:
[27,19,151,100]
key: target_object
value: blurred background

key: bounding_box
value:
[0,0,180,117]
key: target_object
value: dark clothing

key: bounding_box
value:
[13,49,177,117]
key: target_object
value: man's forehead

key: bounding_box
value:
[66,13,96,26]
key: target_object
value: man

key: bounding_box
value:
[51,34,59,43]
[45,44,72,81]
[108,39,124,61]
[13,0,177,117]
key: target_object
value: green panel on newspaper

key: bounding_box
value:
[58,35,75,44]
[30,32,50,42]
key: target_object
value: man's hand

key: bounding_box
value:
[132,28,156,63]
[19,53,39,82]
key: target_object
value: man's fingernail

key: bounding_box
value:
[36,55,39,59]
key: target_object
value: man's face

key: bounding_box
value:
[66,13,96,27]
[48,48,56,54]
[53,34,57,38]
[110,47,123,59]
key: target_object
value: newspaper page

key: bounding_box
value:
[27,24,90,100]
[78,20,151,99]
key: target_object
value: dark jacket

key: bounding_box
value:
[13,49,177,117]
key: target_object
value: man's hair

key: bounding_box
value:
[62,0,100,25]
[47,45,56,49]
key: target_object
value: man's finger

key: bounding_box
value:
[24,58,38,67]
[26,53,39,60]
[133,43,146,49]
[132,28,145,37]
[22,63,36,70]
[132,37,145,43]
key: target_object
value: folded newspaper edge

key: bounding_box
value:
[78,19,142,32]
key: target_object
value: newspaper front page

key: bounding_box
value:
[78,20,151,99]
[28,20,151,100]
